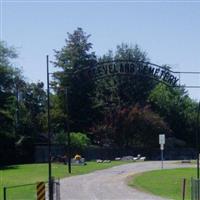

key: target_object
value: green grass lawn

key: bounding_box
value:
[0,160,131,200]
[129,168,196,200]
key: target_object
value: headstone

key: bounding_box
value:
[103,160,111,163]
[121,156,134,161]
[96,159,103,163]
[71,158,86,165]
[139,157,146,161]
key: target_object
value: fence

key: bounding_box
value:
[191,177,200,200]
[35,145,197,162]
[3,179,60,200]
[3,183,37,200]
[52,179,60,200]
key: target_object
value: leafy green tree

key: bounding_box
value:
[49,93,66,136]
[18,82,46,140]
[0,41,19,163]
[14,81,47,162]
[0,41,17,138]
[0,41,47,163]
[94,43,157,116]
[149,83,198,146]
[0,41,17,65]
[91,44,160,145]
[115,44,156,106]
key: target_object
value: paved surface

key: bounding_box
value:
[60,161,193,200]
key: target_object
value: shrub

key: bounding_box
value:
[55,131,90,150]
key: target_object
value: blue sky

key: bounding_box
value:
[1,0,200,100]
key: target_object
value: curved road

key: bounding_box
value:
[60,161,192,200]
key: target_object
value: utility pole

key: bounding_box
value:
[47,55,53,200]
[196,101,200,179]
[64,88,71,174]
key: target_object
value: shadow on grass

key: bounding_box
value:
[0,165,19,170]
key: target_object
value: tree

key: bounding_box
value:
[93,43,157,117]
[0,41,18,164]
[91,104,170,148]
[0,41,48,163]
[91,44,160,145]
[56,131,90,151]
[149,83,198,146]
[53,28,97,133]
[0,41,17,65]
[0,41,17,138]
[12,80,47,163]
[18,82,46,140]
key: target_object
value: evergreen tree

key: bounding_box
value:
[53,28,97,133]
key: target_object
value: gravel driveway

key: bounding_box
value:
[60,161,193,200]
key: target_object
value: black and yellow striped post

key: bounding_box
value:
[37,182,45,200]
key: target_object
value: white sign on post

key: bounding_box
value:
[159,134,165,145]
[159,134,165,169]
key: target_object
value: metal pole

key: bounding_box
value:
[182,178,186,200]
[14,78,20,138]
[196,101,200,179]
[195,101,200,200]
[191,177,194,200]
[3,187,6,200]
[65,88,71,173]
[16,86,19,134]
[161,149,163,169]
[47,55,53,200]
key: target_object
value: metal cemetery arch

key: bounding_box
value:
[74,60,179,88]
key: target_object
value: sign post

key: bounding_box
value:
[159,134,165,169]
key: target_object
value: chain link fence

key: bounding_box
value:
[3,179,60,200]
[3,183,37,200]
[191,177,200,200]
